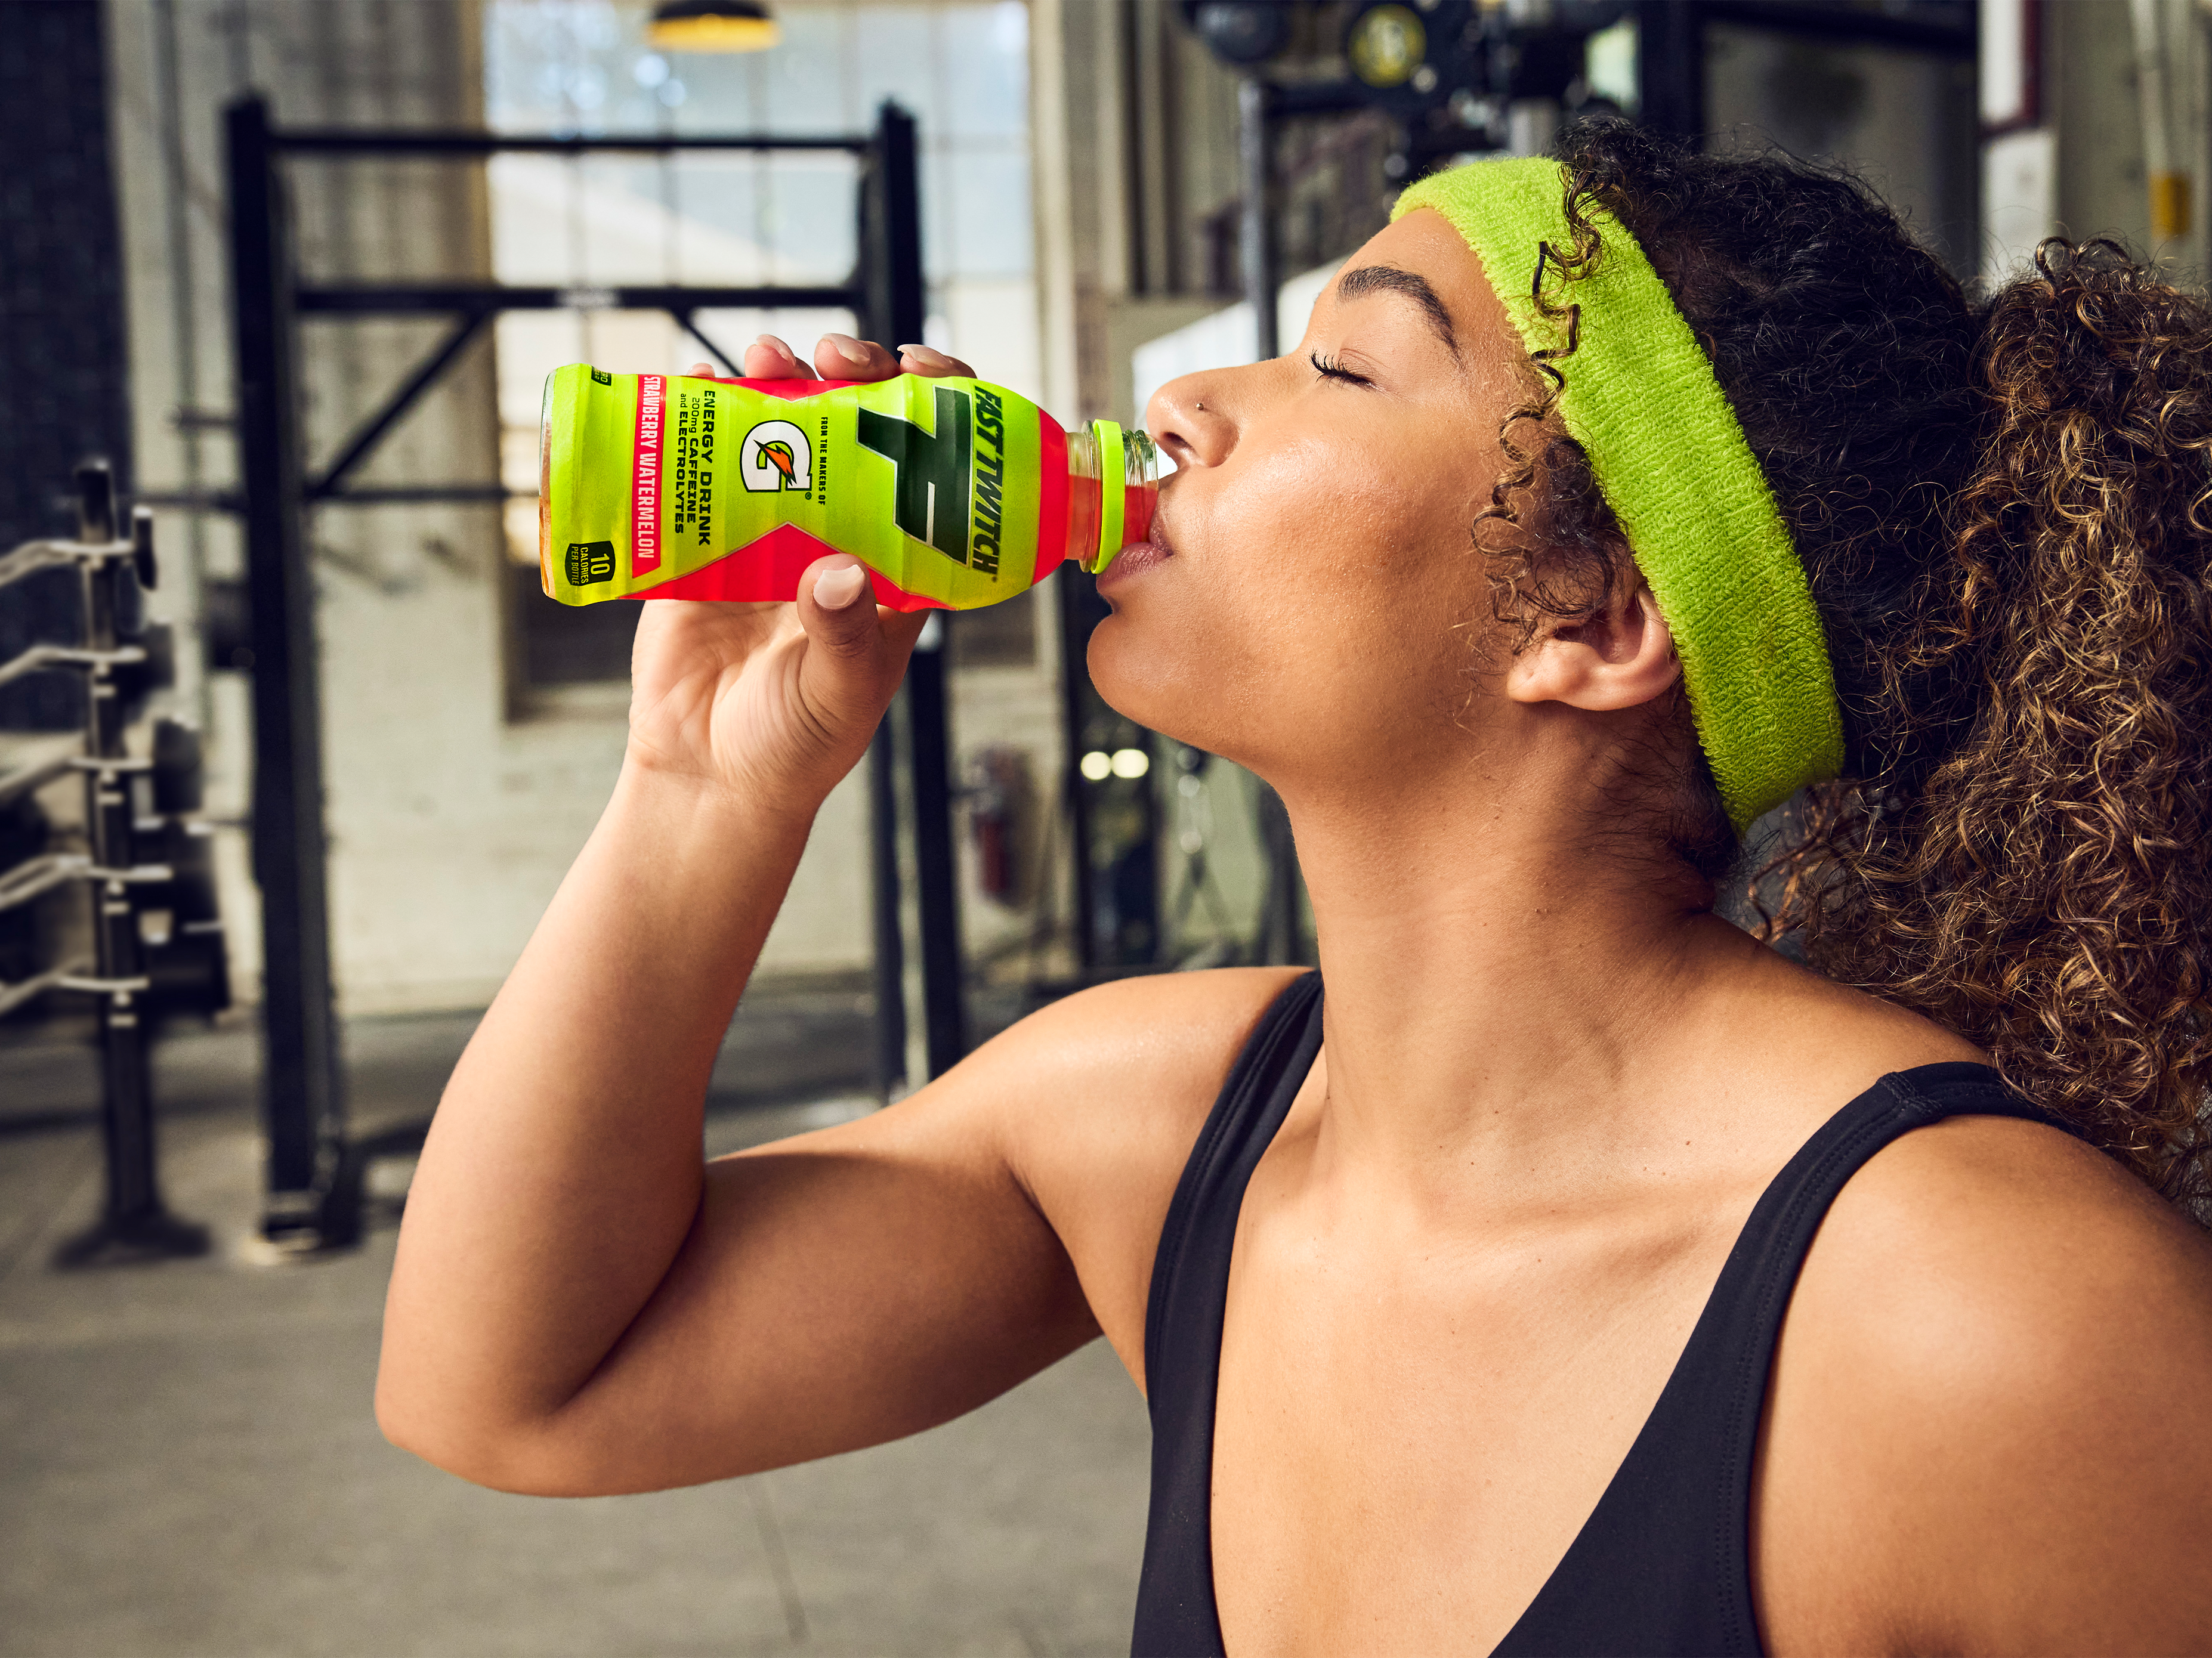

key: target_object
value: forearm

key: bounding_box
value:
[378,760,815,1464]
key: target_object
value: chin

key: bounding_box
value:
[1084,610,1247,762]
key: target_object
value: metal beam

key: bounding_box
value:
[1638,1,1709,144]
[225,94,353,1251]
[858,100,963,1084]
[307,308,492,499]
[273,129,868,155]
[1702,0,1973,52]
[1239,78,1277,361]
[669,309,749,373]
[295,282,860,315]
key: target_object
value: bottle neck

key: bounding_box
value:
[1064,428,1105,574]
[1064,423,1159,574]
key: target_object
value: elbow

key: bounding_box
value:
[375,1375,578,1497]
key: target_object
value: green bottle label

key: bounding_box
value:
[540,366,1055,610]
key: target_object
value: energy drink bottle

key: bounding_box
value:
[538,366,1160,612]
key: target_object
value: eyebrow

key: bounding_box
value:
[1333,264,1459,355]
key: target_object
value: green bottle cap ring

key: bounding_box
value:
[1090,419,1126,574]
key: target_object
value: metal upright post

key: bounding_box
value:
[864,721,907,1096]
[1056,576,1099,975]
[858,106,909,1096]
[904,619,965,1073]
[1239,78,1278,361]
[226,95,354,1249]
[54,467,209,1267]
[1636,1,1707,145]
[861,100,965,1079]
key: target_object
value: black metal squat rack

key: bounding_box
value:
[222,97,960,1251]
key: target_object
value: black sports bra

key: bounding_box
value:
[1132,971,2056,1656]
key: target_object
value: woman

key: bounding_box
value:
[379,124,2212,1653]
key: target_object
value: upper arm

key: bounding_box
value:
[497,967,1300,1496]
[1757,1117,2212,1654]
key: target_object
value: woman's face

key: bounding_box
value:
[1090,209,1537,795]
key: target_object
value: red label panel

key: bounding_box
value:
[632,373,665,574]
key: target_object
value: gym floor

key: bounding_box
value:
[0,988,1151,1657]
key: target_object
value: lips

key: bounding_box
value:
[1099,516,1174,588]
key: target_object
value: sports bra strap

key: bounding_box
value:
[1136,971,1323,1652]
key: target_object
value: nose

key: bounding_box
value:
[1145,365,1250,474]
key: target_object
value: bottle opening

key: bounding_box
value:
[1064,423,1160,575]
[1120,430,1159,553]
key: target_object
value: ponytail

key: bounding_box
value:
[1513,125,2212,1215]
[1793,240,2212,1215]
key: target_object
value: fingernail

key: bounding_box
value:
[814,562,867,610]
[900,342,951,369]
[823,333,869,367]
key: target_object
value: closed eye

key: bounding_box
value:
[1309,351,1373,387]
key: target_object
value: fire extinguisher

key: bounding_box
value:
[966,747,1028,904]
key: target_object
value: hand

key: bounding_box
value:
[623,334,978,812]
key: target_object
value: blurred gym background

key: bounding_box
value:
[0,1,2197,1652]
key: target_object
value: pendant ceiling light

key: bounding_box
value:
[647,0,780,52]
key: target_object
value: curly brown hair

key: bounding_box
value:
[1471,122,2212,1217]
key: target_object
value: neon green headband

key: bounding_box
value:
[1392,157,1844,833]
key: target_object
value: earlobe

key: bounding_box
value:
[1504,585,1682,712]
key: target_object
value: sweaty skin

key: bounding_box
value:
[380,243,2212,1656]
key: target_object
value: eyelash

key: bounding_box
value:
[1309,351,1371,386]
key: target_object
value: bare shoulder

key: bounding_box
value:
[947,966,1309,1387]
[1759,1109,2212,1654]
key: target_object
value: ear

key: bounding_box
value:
[1504,583,1682,711]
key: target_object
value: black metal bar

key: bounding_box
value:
[273,129,869,154]
[1056,575,1099,975]
[866,721,906,1096]
[857,115,910,1097]
[307,308,492,499]
[905,623,965,1074]
[295,283,861,315]
[882,103,965,1077]
[1638,1,1709,143]
[225,94,354,1252]
[1238,79,1277,360]
[1262,81,1370,119]
[1701,0,1973,51]
[857,100,962,1079]
[134,485,539,512]
[1253,782,1304,967]
[860,104,926,356]
[319,484,518,505]
[669,310,750,375]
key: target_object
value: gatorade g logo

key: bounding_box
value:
[857,388,972,563]
[565,540,617,585]
[740,420,812,493]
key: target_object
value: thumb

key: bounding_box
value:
[797,555,924,716]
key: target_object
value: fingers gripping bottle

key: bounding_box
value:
[538,366,1160,611]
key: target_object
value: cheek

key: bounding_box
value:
[1086,434,1489,768]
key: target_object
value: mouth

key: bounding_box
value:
[1098,518,1175,590]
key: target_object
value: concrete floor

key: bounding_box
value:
[0,993,1153,1657]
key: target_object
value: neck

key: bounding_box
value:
[1278,763,1760,1199]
